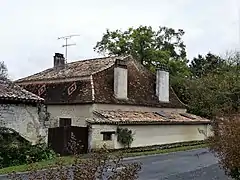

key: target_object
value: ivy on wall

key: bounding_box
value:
[116,127,134,148]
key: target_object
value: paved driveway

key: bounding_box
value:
[124,148,231,180]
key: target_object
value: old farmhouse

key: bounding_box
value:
[16,53,211,150]
[0,80,47,144]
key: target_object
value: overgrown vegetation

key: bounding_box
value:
[0,127,56,168]
[0,141,206,175]
[187,52,239,118]
[208,114,240,180]
[8,137,142,180]
[116,127,134,148]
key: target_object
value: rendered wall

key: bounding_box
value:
[91,124,211,149]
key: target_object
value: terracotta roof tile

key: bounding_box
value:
[89,110,210,125]
[0,80,44,103]
[21,80,92,104]
[16,57,116,82]
[16,56,185,108]
[92,59,185,108]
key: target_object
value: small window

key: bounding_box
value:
[101,131,115,141]
[59,118,72,127]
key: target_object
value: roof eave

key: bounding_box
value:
[0,97,44,104]
[87,120,211,125]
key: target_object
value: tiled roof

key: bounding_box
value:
[21,80,93,104]
[88,110,210,125]
[16,56,186,108]
[92,59,186,108]
[16,57,116,82]
[0,80,44,103]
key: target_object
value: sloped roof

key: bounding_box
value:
[15,56,186,108]
[88,110,210,125]
[0,80,43,103]
[16,56,116,82]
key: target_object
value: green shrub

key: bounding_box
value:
[116,127,134,148]
[0,128,56,168]
[9,145,142,180]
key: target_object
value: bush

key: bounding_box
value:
[116,127,134,148]
[0,129,56,168]
[208,114,240,179]
[8,144,142,180]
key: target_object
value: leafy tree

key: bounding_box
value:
[0,61,8,80]
[94,26,190,77]
[94,26,192,106]
[189,52,225,78]
[187,52,240,118]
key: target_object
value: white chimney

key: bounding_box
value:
[156,66,169,102]
[114,59,128,100]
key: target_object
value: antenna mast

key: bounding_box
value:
[57,34,80,63]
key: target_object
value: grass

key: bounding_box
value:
[0,156,74,175]
[125,143,208,157]
[0,143,207,175]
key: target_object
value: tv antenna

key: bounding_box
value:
[58,34,80,63]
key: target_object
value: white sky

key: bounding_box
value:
[0,0,239,80]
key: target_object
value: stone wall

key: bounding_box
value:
[0,103,47,144]
[90,124,117,149]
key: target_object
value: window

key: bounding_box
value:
[101,131,115,141]
[59,118,72,127]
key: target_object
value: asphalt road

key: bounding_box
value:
[124,148,231,180]
[0,148,231,180]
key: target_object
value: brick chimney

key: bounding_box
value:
[114,58,128,100]
[53,53,65,68]
[156,65,169,102]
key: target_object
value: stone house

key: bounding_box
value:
[0,80,48,144]
[16,53,211,149]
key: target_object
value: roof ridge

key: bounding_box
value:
[67,55,116,65]
[91,57,124,75]
[16,56,118,83]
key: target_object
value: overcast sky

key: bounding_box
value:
[1,0,239,80]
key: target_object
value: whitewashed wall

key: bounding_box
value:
[47,104,93,127]
[0,103,47,144]
[114,67,128,100]
[156,70,169,102]
[46,104,186,128]
[91,124,211,149]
